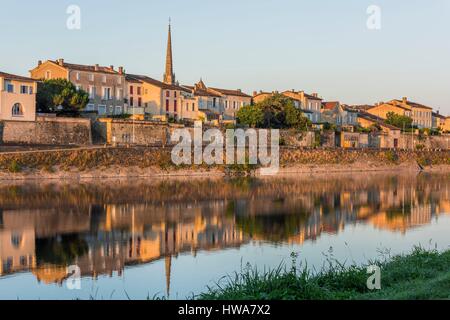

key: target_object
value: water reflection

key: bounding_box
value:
[0,172,449,297]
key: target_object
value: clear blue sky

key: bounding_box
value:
[1,0,449,114]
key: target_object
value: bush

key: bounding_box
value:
[8,160,21,173]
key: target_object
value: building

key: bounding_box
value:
[367,97,433,129]
[126,74,191,121]
[432,112,449,132]
[182,79,252,122]
[282,90,323,123]
[321,101,358,126]
[357,112,401,148]
[252,90,322,123]
[0,71,37,121]
[208,87,252,120]
[30,59,126,116]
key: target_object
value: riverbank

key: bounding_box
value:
[0,147,448,180]
[198,247,450,300]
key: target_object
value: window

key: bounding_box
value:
[115,106,122,115]
[138,97,142,107]
[137,87,141,95]
[76,72,80,81]
[213,98,217,107]
[130,86,134,95]
[166,91,170,98]
[45,71,52,79]
[98,105,107,115]
[29,86,33,95]
[89,74,94,81]
[116,88,123,100]
[20,85,28,94]
[102,75,107,83]
[89,86,96,99]
[12,103,23,116]
[225,101,228,109]
[174,100,177,112]
[192,103,195,112]
[117,77,122,85]
[130,97,134,107]
[174,91,177,98]
[166,99,170,112]
[103,87,112,100]
[86,104,95,111]
[4,81,14,93]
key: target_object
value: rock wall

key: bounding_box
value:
[1,116,92,145]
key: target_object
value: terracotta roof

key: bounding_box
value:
[49,60,119,74]
[392,99,433,110]
[0,71,36,83]
[127,74,191,92]
[322,102,340,110]
[183,85,222,98]
[209,87,251,98]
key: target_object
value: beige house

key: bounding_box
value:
[367,97,433,129]
[282,90,323,123]
[321,102,358,126]
[126,74,191,120]
[358,112,401,148]
[252,90,322,123]
[432,112,449,132]
[0,71,37,121]
[30,59,126,116]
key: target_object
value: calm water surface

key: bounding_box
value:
[0,172,449,299]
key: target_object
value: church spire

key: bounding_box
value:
[163,19,175,85]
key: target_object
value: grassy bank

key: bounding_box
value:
[0,147,448,175]
[198,247,450,300]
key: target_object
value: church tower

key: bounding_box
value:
[163,20,176,85]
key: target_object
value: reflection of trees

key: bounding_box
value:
[385,204,412,221]
[36,235,88,266]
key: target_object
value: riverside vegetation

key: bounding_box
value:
[198,247,450,300]
[0,147,449,176]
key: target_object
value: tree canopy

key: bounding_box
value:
[37,79,89,116]
[385,112,413,129]
[237,94,311,130]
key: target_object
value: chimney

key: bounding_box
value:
[253,91,257,96]
[95,64,99,71]
[57,58,64,66]
[110,65,114,71]
[38,60,42,66]
[118,66,124,74]
[402,97,408,104]
[237,89,241,92]
[292,89,295,92]
[312,93,318,98]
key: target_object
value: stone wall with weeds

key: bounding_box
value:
[0,147,448,175]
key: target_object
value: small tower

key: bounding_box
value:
[163,19,176,85]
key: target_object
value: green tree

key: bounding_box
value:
[37,79,89,116]
[285,104,311,131]
[236,105,264,128]
[385,112,413,130]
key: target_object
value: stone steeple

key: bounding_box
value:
[163,19,176,85]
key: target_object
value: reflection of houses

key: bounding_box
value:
[0,227,36,275]
[0,175,449,296]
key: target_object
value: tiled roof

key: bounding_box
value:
[183,85,222,98]
[0,71,36,82]
[49,60,119,74]
[209,87,251,98]
[322,102,339,110]
[392,99,433,110]
[127,74,191,92]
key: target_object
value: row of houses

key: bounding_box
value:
[1,23,449,133]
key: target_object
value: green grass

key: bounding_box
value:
[198,247,450,300]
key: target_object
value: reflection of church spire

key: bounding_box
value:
[163,18,175,85]
[165,255,172,298]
